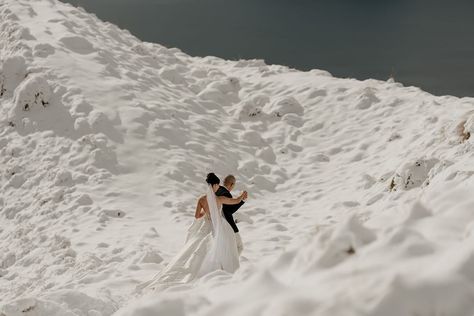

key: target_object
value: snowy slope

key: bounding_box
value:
[1,0,474,315]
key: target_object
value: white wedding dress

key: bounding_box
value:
[138,185,239,292]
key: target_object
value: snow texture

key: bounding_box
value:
[1,0,474,315]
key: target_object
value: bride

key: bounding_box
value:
[138,173,247,292]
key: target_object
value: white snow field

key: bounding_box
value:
[2,0,474,315]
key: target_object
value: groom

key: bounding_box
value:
[216,175,247,255]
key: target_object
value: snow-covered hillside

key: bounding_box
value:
[1,0,474,315]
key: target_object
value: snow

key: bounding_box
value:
[1,0,474,315]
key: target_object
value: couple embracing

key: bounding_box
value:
[141,173,248,291]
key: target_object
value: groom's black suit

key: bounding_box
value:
[216,186,245,233]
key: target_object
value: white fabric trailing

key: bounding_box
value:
[138,185,239,293]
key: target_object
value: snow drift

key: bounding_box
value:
[1,0,474,315]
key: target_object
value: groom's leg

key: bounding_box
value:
[235,233,243,255]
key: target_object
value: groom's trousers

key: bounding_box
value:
[236,233,243,255]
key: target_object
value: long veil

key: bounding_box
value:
[200,185,239,274]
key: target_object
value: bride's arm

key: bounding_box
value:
[194,198,205,219]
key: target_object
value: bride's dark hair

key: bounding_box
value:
[206,173,220,185]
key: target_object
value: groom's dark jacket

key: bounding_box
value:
[216,186,245,233]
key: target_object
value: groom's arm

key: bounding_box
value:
[217,186,245,214]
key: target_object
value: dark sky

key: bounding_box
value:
[61,0,474,97]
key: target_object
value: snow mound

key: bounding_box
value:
[237,95,269,120]
[388,158,439,191]
[263,96,304,118]
[355,87,380,110]
[197,77,241,105]
[6,73,76,135]
[0,55,27,97]
[12,74,52,112]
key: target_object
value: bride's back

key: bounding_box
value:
[199,194,222,220]
[199,195,211,219]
